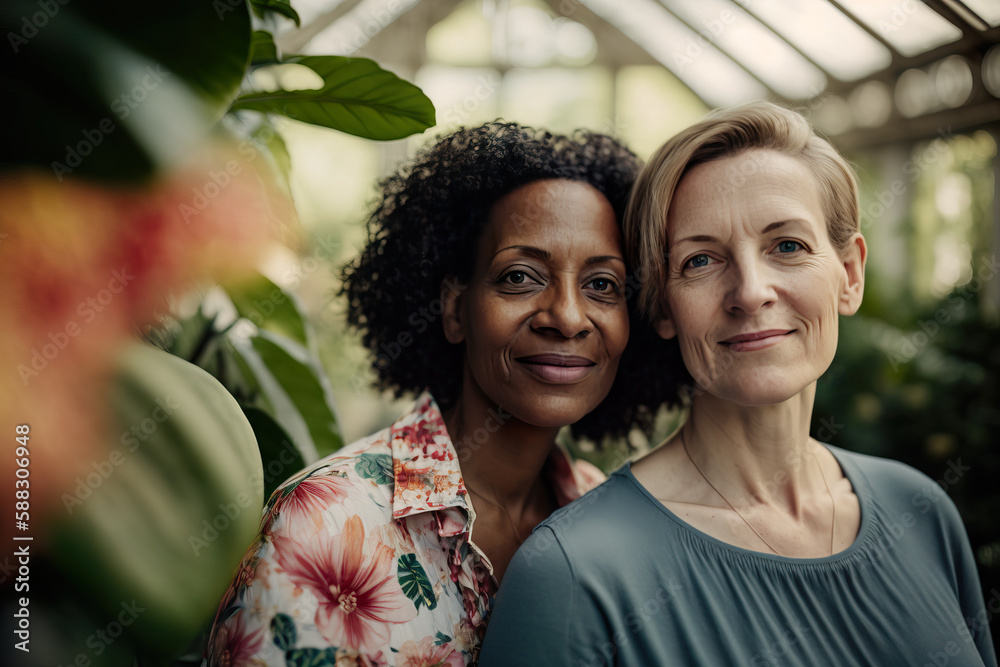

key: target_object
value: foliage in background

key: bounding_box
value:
[1,0,434,663]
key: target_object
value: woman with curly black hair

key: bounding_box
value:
[207,122,678,666]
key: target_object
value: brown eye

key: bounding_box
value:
[589,278,616,293]
[505,271,526,284]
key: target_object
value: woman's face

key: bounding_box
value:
[444,179,629,428]
[656,149,866,406]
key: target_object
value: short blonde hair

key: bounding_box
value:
[624,100,860,319]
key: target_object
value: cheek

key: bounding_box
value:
[604,309,629,360]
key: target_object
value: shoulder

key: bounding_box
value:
[831,446,968,529]
[518,467,653,569]
[261,424,398,538]
[830,445,939,496]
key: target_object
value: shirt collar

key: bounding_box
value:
[389,392,601,524]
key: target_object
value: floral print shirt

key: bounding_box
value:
[206,392,604,666]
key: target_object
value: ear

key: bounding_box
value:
[653,295,678,340]
[441,276,466,344]
[838,233,867,316]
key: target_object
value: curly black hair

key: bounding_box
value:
[340,121,686,441]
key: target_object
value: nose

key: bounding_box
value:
[724,257,777,315]
[531,280,592,338]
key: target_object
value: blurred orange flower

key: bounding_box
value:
[0,142,294,531]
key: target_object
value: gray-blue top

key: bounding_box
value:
[479,446,997,667]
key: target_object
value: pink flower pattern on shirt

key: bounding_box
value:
[274,515,416,652]
[206,393,604,665]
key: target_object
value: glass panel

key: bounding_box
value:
[426,1,493,66]
[584,0,768,106]
[415,66,503,131]
[735,0,891,81]
[500,67,615,134]
[617,66,710,160]
[838,0,962,57]
[303,0,420,55]
[659,0,826,100]
[962,0,1000,27]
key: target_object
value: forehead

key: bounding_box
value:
[668,150,824,238]
[483,179,620,247]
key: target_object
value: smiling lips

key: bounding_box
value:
[720,329,794,352]
[515,354,595,383]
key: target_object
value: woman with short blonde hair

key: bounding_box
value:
[479,102,996,666]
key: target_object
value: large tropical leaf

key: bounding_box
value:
[231,56,435,140]
[227,273,314,351]
[45,344,263,658]
[0,0,251,182]
[228,328,343,461]
[244,406,306,499]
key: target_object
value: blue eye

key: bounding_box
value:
[688,254,710,268]
[776,241,802,253]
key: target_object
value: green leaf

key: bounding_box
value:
[256,125,294,194]
[285,647,339,667]
[230,56,436,140]
[397,553,437,612]
[244,407,306,499]
[271,613,297,651]
[47,344,263,656]
[226,273,313,350]
[251,30,282,66]
[435,630,452,645]
[355,453,393,485]
[0,0,252,181]
[228,329,343,461]
[251,0,302,27]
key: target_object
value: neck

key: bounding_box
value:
[443,378,559,517]
[683,383,821,513]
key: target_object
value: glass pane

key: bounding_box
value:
[415,66,502,131]
[735,0,891,81]
[500,68,614,133]
[659,0,827,99]
[303,0,420,55]
[838,0,962,57]
[962,0,1000,27]
[586,0,768,106]
[426,1,493,66]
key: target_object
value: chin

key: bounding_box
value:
[707,370,817,407]
[503,393,602,430]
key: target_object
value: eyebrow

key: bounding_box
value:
[494,246,625,265]
[673,220,793,245]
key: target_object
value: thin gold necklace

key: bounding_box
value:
[463,482,525,543]
[680,430,836,557]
